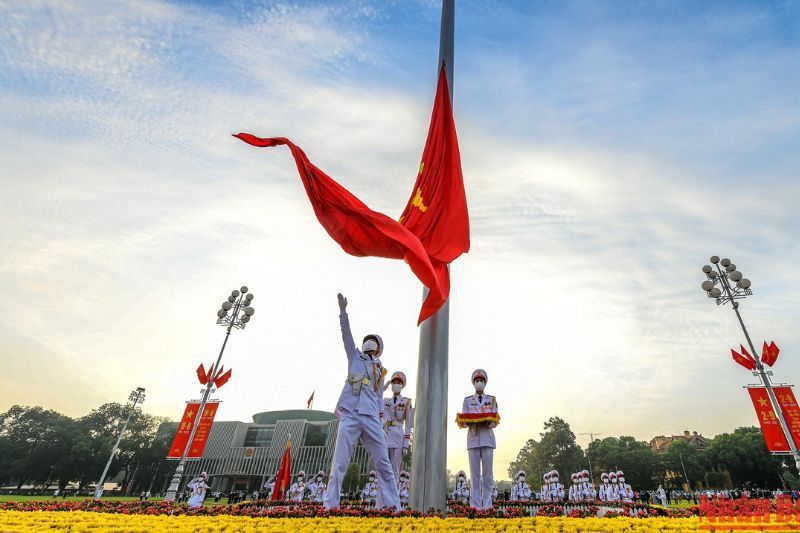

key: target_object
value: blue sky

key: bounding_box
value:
[1,0,799,478]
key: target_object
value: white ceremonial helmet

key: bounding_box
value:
[552,471,559,482]
[543,472,549,481]
[516,470,526,480]
[200,472,208,479]
[369,470,377,477]
[601,472,609,481]
[317,470,325,478]
[458,470,466,478]
[362,334,384,356]
[390,371,407,386]
[616,470,624,477]
[571,473,578,482]
[471,369,488,383]
[297,470,306,478]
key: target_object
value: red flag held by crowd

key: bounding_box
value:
[731,348,756,371]
[271,438,292,500]
[235,134,443,324]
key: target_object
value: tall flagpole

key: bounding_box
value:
[410,0,454,514]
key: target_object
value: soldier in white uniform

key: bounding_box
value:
[398,471,410,508]
[288,471,306,502]
[539,472,550,501]
[608,471,620,502]
[186,472,209,509]
[511,470,531,501]
[552,471,565,501]
[452,470,470,504]
[263,477,275,500]
[617,470,633,503]
[323,294,400,511]
[383,371,412,484]
[462,369,498,510]
[361,471,378,505]
[568,473,579,502]
[306,471,326,502]
[598,472,610,502]
[491,485,499,503]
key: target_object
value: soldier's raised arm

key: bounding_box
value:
[337,293,357,360]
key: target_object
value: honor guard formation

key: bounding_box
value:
[268,294,633,509]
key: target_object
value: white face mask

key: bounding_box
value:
[474,380,486,392]
[391,384,403,394]
[519,477,525,483]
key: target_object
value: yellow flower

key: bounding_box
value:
[0,510,703,532]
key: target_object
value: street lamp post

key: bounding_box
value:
[700,255,800,470]
[94,387,146,500]
[163,285,255,502]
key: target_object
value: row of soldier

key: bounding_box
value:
[452,469,635,504]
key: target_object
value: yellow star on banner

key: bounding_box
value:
[758,398,769,407]
[411,188,428,213]
[186,409,195,419]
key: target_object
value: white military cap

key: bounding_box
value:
[390,371,407,386]
[471,369,488,382]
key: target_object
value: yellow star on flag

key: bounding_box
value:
[758,398,769,407]
[411,188,428,213]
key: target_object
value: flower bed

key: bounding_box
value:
[0,498,698,519]
[0,510,702,532]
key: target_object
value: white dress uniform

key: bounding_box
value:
[598,473,611,502]
[511,471,531,501]
[263,479,275,500]
[288,472,306,502]
[540,473,550,501]
[323,302,400,511]
[383,371,412,484]
[452,471,470,504]
[607,473,620,502]
[306,471,326,502]
[187,473,209,508]
[362,472,378,504]
[398,471,411,507]
[462,369,498,510]
[568,473,579,502]
[619,480,633,503]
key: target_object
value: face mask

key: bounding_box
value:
[620,477,625,483]
[391,384,403,394]
[474,380,485,392]
[370,476,376,481]
[317,476,323,481]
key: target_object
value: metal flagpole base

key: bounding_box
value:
[410,297,449,514]
[164,460,185,502]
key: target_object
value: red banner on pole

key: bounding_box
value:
[167,401,220,459]
[773,387,800,448]
[187,402,219,458]
[747,387,790,452]
[167,402,201,458]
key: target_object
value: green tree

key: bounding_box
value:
[508,417,585,487]
[705,426,787,488]
[588,436,664,489]
[663,440,705,489]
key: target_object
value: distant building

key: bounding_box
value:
[649,430,711,454]
[158,409,396,494]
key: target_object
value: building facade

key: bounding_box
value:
[161,409,403,494]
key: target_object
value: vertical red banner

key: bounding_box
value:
[167,402,201,458]
[187,401,219,458]
[773,387,800,448]
[747,387,790,452]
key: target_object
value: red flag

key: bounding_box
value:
[271,438,292,500]
[400,66,470,320]
[196,364,208,385]
[235,133,443,324]
[307,391,315,409]
[214,368,232,388]
[731,348,756,371]
[774,387,800,448]
[762,341,780,367]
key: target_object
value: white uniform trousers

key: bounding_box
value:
[388,447,403,482]
[468,446,493,509]
[324,411,400,510]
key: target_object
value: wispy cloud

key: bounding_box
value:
[1,0,799,476]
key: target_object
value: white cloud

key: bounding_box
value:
[1,0,799,479]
